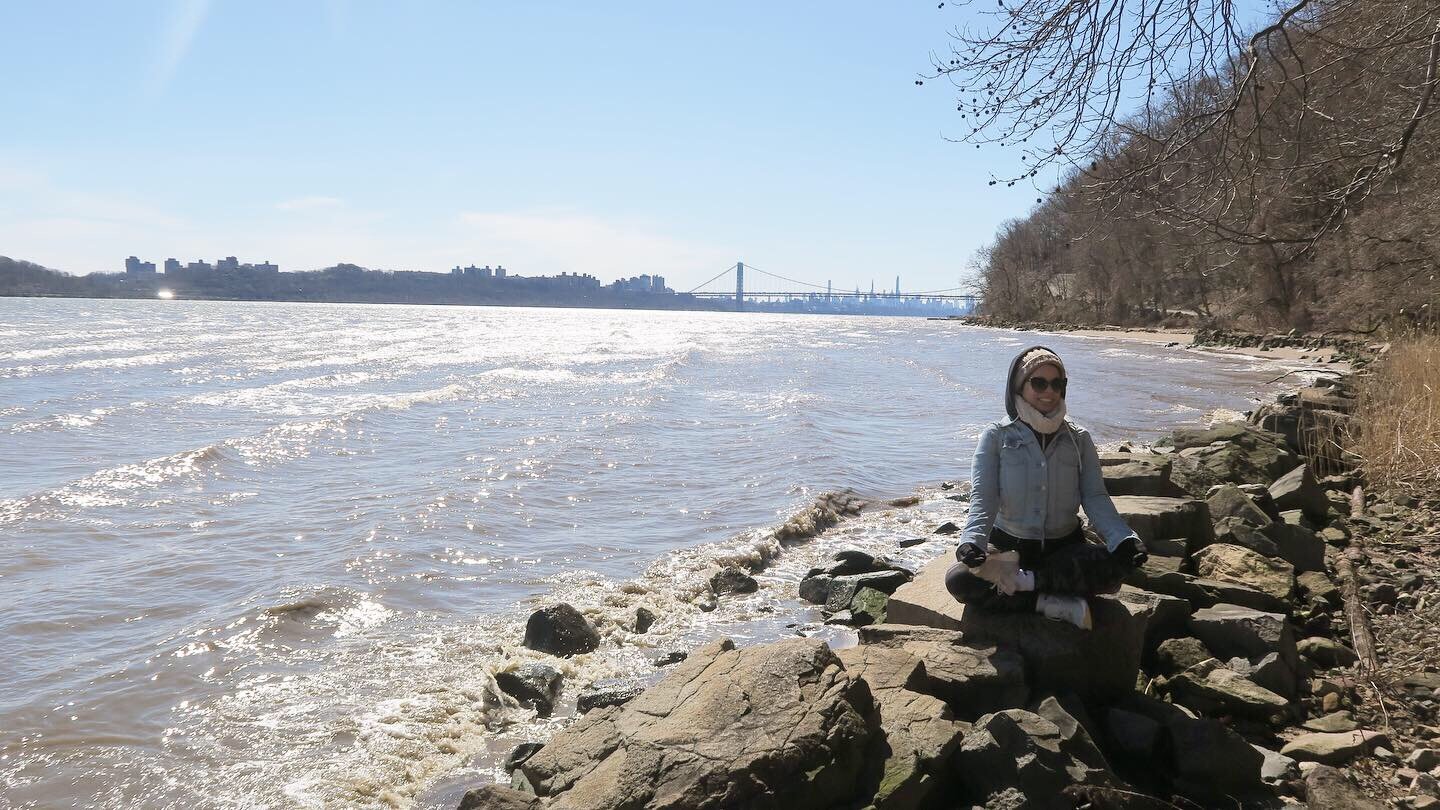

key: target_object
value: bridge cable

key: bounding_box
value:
[684,264,739,294]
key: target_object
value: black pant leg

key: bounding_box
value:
[1033,540,1124,596]
[945,563,1040,613]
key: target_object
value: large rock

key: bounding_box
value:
[1280,730,1389,765]
[1109,496,1212,546]
[951,708,1116,808]
[1168,424,1301,497]
[1270,464,1330,520]
[888,556,1151,702]
[1207,484,1274,529]
[1266,521,1327,573]
[494,663,564,718]
[1100,453,1180,497]
[523,604,601,657]
[1208,516,1281,558]
[457,785,540,810]
[1303,764,1388,810]
[1192,543,1295,602]
[823,570,913,612]
[710,566,758,595]
[1125,556,1290,614]
[1116,585,1191,649]
[517,638,875,810]
[1166,668,1290,723]
[1111,694,1268,803]
[835,644,967,809]
[855,624,1027,719]
[576,682,644,714]
[1188,604,1298,677]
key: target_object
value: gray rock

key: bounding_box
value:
[1254,744,1298,785]
[710,566,758,595]
[1101,453,1180,497]
[1304,764,1388,809]
[495,663,564,717]
[952,709,1116,808]
[1266,521,1328,573]
[1167,668,1290,722]
[1207,484,1274,528]
[848,586,888,626]
[1298,637,1359,669]
[1281,729,1389,764]
[1155,637,1213,675]
[826,549,879,575]
[824,570,912,613]
[1189,604,1298,678]
[457,785,540,810]
[854,624,1028,720]
[1298,571,1341,606]
[1127,558,1291,614]
[504,742,545,773]
[797,574,833,605]
[523,603,600,657]
[1192,544,1295,602]
[1270,463,1330,520]
[1113,694,1267,802]
[576,682,645,714]
[633,607,656,634]
[1302,711,1358,733]
[1408,748,1440,771]
[1116,585,1192,649]
[1246,651,1298,698]
[652,651,687,667]
[1109,496,1213,546]
[1209,516,1281,557]
[517,638,875,810]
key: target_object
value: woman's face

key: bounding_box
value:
[1020,362,1065,413]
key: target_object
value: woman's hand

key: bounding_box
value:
[955,542,988,568]
[1111,537,1148,569]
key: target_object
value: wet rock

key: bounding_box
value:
[1192,544,1295,602]
[517,639,874,810]
[457,785,540,810]
[951,708,1117,807]
[505,742,545,773]
[1280,729,1389,764]
[1298,637,1359,669]
[855,624,1028,720]
[633,606,656,634]
[710,566,758,595]
[827,549,880,576]
[1188,604,1298,677]
[1109,496,1213,547]
[824,570,912,613]
[897,537,926,548]
[846,587,887,626]
[1155,637,1212,675]
[887,557,1150,702]
[523,603,600,657]
[1270,463,1330,520]
[798,574,833,605]
[576,682,644,714]
[1303,711,1358,733]
[653,651,687,667]
[495,663,564,717]
[933,521,959,535]
[1304,764,1388,809]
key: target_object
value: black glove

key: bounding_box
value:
[1112,537,1148,569]
[955,542,988,568]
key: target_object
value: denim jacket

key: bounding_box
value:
[959,417,1138,552]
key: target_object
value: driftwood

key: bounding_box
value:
[1337,485,1381,675]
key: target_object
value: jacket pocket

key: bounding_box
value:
[998,435,1028,522]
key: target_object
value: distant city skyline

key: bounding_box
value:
[1,3,1066,293]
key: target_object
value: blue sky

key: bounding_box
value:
[1,2,1057,292]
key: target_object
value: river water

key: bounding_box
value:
[0,298,1297,808]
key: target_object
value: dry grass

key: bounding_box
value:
[1351,334,1440,497]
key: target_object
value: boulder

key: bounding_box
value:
[1297,571,1340,605]
[855,624,1028,719]
[1280,730,1389,765]
[576,682,645,714]
[1100,453,1180,497]
[1303,711,1358,733]
[951,708,1116,807]
[1207,484,1274,528]
[1254,744,1298,786]
[887,557,1151,702]
[824,570,913,613]
[710,566,758,595]
[1250,401,1302,453]
[1170,422,1300,484]
[495,663,564,717]
[1270,464,1330,521]
[1166,668,1290,723]
[848,587,888,626]
[1208,516,1281,558]
[517,639,875,810]
[836,644,967,809]
[1109,496,1212,546]
[457,785,540,810]
[1298,637,1359,669]
[1111,693,1268,803]
[1192,544,1295,602]
[1188,604,1298,678]
[633,607,656,634]
[653,651,687,667]
[504,742,545,774]
[1242,651,1297,698]
[1126,557,1290,614]
[1116,586,1191,649]
[523,604,600,657]
[1266,521,1327,573]
[798,574,833,605]
[1303,764,1388,810]
[1155,637,1213,675]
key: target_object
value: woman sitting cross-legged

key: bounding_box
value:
[945,345,1148,629]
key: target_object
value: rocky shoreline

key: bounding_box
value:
[454,370,1440,810]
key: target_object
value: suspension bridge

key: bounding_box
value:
[680,262,980,316]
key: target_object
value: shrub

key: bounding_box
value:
[1351,334,1440,498]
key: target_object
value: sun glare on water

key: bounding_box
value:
[157,289,175,299]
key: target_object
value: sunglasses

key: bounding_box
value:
[1027,376,1068,395]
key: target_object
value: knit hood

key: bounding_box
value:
[1004,344,1065,419]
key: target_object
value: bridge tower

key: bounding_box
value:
[735,261,744,312]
